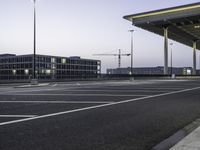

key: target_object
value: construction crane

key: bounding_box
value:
[93,49,130,68]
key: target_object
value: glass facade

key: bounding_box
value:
[0,54,101,80]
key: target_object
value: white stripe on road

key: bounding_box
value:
[1,93,149,97]
[0,88,64,95]
[40,89,175,92]
[0,86,200,126]
[0,101,114,104]
[0,115,37,118]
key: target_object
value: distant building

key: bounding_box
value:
[0,54,101,80]
[107,67,193,75]
[197,70,200,75]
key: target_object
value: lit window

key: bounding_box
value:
[24,69,29,75]
[46,69,51,74]
[61,58,66,64]
[97,66,101,70]
[194,25,200,29]
[187,69,191,75]
[51,57,56,63]
[12,69,16,75]
[52,64,56,69]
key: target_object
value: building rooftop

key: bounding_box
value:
[0,54,16,57]
[0,54,100,62]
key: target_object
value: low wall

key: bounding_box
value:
[0,75,200,85]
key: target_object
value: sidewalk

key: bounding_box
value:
[170,126,200,150]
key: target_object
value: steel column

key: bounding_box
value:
[193,41,197,75]
[164,27,168,75]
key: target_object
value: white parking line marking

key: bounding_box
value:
[0,115,37,118]
[126,87,184,90]
[1,93,149,97]
[0,86,199,126]
[0,88,63,95]
[42,89,175,92]
[0,101,114,104]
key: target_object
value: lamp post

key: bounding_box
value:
[32,0,36,79]
[129,30,134,75]
[30,0,39,85]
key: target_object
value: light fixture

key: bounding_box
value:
[194,25,200,29]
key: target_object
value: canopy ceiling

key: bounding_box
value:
[123,2,200,50]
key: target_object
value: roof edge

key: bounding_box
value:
[123,2,200,21]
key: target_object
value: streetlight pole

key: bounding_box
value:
[33,0,36,79]
[129,30,134,75]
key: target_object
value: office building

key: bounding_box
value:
[0,54,101,80]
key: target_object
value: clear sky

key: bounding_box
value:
[0,0,200,72]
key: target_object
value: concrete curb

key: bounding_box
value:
[152,119,200,150]
[14,83,50,88]
[170,119,200,150]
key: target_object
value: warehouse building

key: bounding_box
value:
[107,67,193,75]
[0,54,101,80]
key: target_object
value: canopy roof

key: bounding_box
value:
[123,2,200,50]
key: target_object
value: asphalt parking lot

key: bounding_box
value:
[0,79,200,150]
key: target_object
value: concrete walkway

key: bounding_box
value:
[170,126,200,150]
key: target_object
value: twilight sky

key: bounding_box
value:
[0,0,200,72]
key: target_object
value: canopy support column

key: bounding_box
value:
[193,41,197,75]
[164,27,168,75]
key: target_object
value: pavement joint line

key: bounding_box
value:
[0,115,37,118]
[0,101,114,104]
[0,94,150,97]
[0,86,200,126]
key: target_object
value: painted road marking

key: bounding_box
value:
[0,86,200,126]
[0,81,191,95]
[55,89,176,92]
[0,101,114,104]
[0,93,150,97]
[0,115,37,118]
[0,88,64,95]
